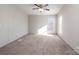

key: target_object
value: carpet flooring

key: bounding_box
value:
[0,34,77,55]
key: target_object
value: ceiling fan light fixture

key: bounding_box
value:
[33,4,50,12]
[38,8,44,12]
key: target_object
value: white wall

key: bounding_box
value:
[57,5,79,53]
[28,15,56,34]
[0,5,28,47]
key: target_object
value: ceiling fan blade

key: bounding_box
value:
[34,4,41,8]
[32,8,39,10]
[43,4,48,7]
[44,9,50,11]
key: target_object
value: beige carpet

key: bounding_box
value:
[0,34,77,55]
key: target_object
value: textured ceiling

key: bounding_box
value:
[16,4,64,15]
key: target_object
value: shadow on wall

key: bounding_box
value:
[37,16,56,35]
[37,15,63,35]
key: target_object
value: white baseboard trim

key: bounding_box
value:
[57,34,79,55]
[0,33,29,48]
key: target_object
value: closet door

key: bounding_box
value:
[0,5,9,47]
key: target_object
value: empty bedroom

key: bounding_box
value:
[0,4,79,55]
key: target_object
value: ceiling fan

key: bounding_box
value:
[32,4,50,12]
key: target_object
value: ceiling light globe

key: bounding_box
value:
[39,8,44,12]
